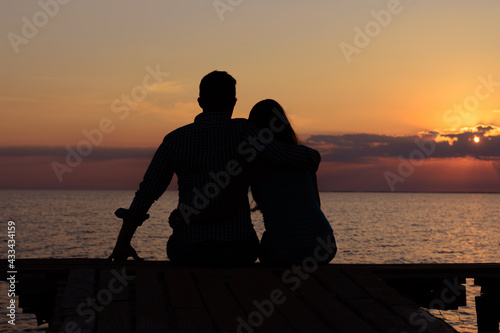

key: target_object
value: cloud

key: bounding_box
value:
[148,81,184,94]
[305,124,500,163]
[0,96,45,102]
[137,101,198,118]
[4,124,500,166]
[3,125,500,192]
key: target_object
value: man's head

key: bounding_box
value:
[198,71,237,116]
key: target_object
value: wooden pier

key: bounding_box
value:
[3,259,500,333]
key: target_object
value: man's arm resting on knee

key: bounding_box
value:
[109,141,174,261]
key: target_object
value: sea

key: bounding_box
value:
[1,190,499,332]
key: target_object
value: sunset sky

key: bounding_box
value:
[1,0,499,192]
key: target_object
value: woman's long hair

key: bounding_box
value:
[248,99,299,212]
[248,99,299,145]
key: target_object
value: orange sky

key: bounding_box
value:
[1,1,499,191]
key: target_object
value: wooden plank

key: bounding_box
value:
[227,278,296,333]
[95,302,132,333]
[282,268,331,295]
[61,269,95,312]
[191,268,228,282]
[162,269,204,308]
[60,315,95,333]
[293,271,378,332]
[174,308,217,333]
[367,263,500,279]
[216,268,260,280]
[5,260,500,275]
[343,267,416,305]
[301,292,379,333]
[275,268,375,332]
[98,269,129,301]
[313,266,370,300]
[249,269,334,333]
[347,299,421,333]
[50,278,70,330]
[161,269,218,332]
[135,269,173,332]
[197,282,248,333]
[9,261,489,333]
[4,260,500,280]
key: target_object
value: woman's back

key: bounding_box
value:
[251,168,333,249]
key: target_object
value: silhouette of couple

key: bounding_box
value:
[109,71,337,266]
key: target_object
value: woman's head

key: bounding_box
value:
[248,99,298,145]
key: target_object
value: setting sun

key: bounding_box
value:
[474,136,480,143]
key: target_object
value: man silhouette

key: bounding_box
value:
[109,70,320,265]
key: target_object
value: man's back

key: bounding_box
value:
[164,112,254,243]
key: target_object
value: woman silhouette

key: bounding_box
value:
[248,99,337,265]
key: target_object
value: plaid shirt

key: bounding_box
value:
[127,111,319,242]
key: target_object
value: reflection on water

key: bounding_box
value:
[0,190,498,332]
[429,279,482,333]
[1,191,498,263]
[0,281,47,332]
[321,192,500,264]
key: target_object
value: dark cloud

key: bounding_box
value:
[305,125,500,163]
[3,125,500,164]
[0,146,156,161]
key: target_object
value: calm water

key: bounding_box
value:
[1,190,499,332]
